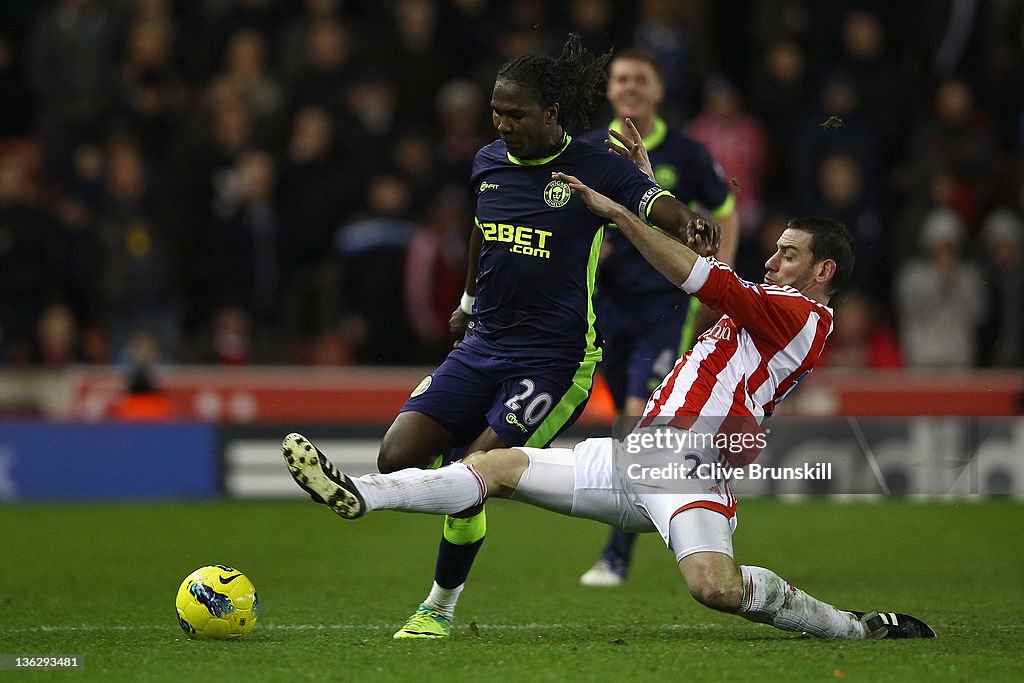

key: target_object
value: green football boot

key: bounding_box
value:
[393,604,452,639]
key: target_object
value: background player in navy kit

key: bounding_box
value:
[329,35,715,638]
[578,49,741,586]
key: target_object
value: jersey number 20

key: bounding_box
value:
[505,379,554,426]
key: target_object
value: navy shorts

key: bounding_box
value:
[401,340,599,449]
[596,291,696,410]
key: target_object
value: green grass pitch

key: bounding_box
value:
[2,498,1022,681]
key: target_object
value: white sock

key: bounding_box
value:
[423,581,463,621]
[738,565,867,639]
[351,463,486,514]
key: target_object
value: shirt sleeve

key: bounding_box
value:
[681,257,828,347]
[597,152,665,221]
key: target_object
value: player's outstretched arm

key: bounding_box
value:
[552,171,716,288]
[603,117,721,251]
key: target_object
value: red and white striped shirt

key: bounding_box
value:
[640,257,834,465]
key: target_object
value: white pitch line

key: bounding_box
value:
[8,623,726,634]
[10,622,1011,635]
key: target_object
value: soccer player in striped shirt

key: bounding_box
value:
[578,47,741,588]
[283,167,934,639]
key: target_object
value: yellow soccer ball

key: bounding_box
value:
[175,565,259,639]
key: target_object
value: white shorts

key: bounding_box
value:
[514,433,738,562]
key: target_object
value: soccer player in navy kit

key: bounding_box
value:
[578,49,741,586]
[289,35,713,639]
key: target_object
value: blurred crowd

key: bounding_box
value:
[0,0,1022,369]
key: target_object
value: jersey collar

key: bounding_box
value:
[609,116,667,151]
[506,133,572,166]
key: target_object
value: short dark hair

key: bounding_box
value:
[609,47,663,80]
[787,216,856,296]
[496,33,612,134]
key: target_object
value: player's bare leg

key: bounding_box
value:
[377,411,456,473]
[678,550,935,639]
[678,551,744,611]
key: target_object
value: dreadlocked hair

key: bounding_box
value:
[496,33,612,134]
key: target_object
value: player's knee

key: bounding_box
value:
[686,577,742,612]
[680,554,744,613]
[377,430,434,473]
[376,434,428,473]
[378,412,453,472]
[376,439,402,473]
[462,448,528,498]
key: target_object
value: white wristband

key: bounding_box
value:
[460,292,476,314]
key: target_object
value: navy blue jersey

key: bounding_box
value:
[465,135,666,362]
[579,118,733,297]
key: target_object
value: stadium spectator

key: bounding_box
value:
[277,0,349,82]
[632,0,693,120]
[206,0,288,68]
[817,290,902,369]
[978,24,1024,154]
[0,148,55,364]
[381,0,452,123]
[343,71,401,176]
[891,164,962,266]
[895,208,987,368]
[438,0,501,75]
[208,305,253,365]
[978,207,1024,367]
[390,129,442,210]
[35,303,82,367]
[169,87,258,341]
[403,185,470,362]
[789,72,880,219]
[434,79,491,188]
[285,18,353,112]
[115,17,186,166]
[211,29,285,139]
[808,151,886,297]
[276,106,353,355]
[25,0,117,185]
[108,330,176,420]
[566,0,625,57]
[748,39,809,197]
[52,141,107,331]
[211,149,280,356]
[898,78,997,229]
[93,134,179,362]
[334,172,416,364]
[836,10,917,170]
[688,75,770,234]
[746,0,810,51]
